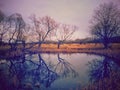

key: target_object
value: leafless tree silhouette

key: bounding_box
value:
[56,24,77,48]
[90,2,120,48]
[8,13,26,50]
[0,10,10,44]
[30,15,58,48]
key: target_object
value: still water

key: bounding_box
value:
[0,53,120,90]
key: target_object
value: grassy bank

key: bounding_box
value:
[29,43,120,60]
[40,43,120,49]
[0,43,120,61]
[0,43,120,50]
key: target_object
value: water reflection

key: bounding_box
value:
[87,56,120,90]
[54,54,78,77]
[88,57,120,82]
[0,52,120,90]
[0,56,57,89]
[0,52,78,90]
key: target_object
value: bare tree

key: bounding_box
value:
[56,24,77,48]
[8,13,26,50]
[90,2,120,48]
[0,11,9,44]
[30,15,58,48]
[0,10,4,22]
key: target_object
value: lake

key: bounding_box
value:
[0,52,120,90]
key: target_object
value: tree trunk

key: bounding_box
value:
[103,37,109,49]
[21,40,25,51]
[103,42,108,49]
[38,42,42,48]
[57,42,61,49]
[0,34,3,45]
[0,38,2,45]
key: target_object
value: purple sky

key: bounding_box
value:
[0,0,119,39]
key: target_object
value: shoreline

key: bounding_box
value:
[0,43,120,62]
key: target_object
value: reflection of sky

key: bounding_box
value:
[0,0,119,39]
[38,53,103,89]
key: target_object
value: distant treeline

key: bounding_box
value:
[0,36,120,45]
[44,36,120,44]
[73,36,120,44]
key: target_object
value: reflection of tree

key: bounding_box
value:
[86,56,120,90]
[54,54,78,77]
[88,57,119,82]
[0,52,58,90]
[0,52,78,90]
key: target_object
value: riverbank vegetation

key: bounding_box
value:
[0,43,120,61]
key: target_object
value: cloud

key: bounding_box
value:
[1,0,119,39]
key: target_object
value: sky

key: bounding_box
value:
[0,0,120,39]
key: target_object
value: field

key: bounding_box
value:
[40,43,120,49]
[30,43,120,61]
[0,43,120,61]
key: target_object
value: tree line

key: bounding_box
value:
[0,12,77,49]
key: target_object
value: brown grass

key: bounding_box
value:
[1,43,120,50]
[39,43,120,49]
[27,43,120,62]
[0,43,120,61]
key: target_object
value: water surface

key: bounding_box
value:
[0,53,119,90]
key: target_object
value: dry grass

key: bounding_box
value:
[40,43,120,49]
[0,43,120,50]
[0,43,120,61]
